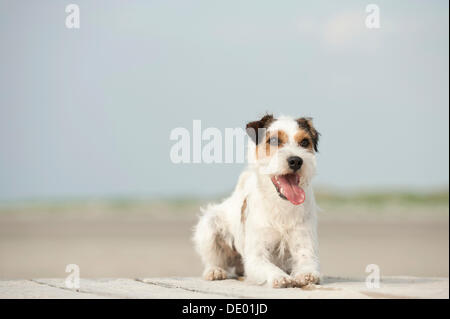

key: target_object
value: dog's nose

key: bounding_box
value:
[287,156,303,172]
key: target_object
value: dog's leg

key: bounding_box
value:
[244,230,295,288]
[289,219,320,287]
[193,208,232,281]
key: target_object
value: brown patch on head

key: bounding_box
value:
[294,130,314,151]
[296,117,320,152]
[267,130,288,146]
[246,114,274,144]
[240,198,247,224]
[256,129,288,159]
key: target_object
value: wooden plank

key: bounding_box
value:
[141,277,371,299]
[0,280,102,299]
[321,276,450,299]
[35,278,229,299]
[0,276,447,299]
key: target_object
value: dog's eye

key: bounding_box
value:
[268,136,280,146]
[299,138,310,148]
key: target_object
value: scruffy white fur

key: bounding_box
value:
[193,116,320,288]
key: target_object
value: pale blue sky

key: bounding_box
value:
[0,0,448,201]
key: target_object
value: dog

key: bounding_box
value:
[193,114,320,288]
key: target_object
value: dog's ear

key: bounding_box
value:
[296,117,320,152]
[246,114,274,144]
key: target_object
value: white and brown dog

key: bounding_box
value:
[193,114,321,288]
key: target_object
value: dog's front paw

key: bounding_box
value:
[203,267,227,281]
[293,271,320,287]
[271,275,295,288]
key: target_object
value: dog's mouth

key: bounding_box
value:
[271,173,305,205]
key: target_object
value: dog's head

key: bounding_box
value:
[246,114,320,205]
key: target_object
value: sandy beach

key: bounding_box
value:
[0,198,448,280]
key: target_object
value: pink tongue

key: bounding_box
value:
[277,174,305,205]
